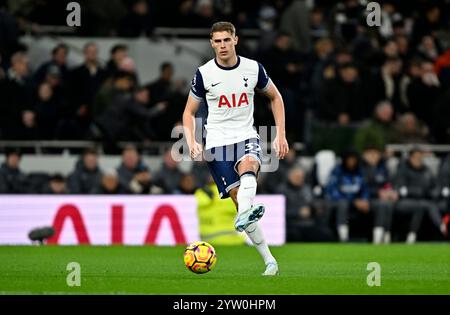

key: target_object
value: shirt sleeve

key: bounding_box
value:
[256,62,270,90]
[190,69,206,100]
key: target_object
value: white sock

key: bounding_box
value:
[237,174,257,213]
[245,222,275,265]
[373,227,384,244]
[406,232,416,244]
[338,224,349,242]
[383,231,391,244]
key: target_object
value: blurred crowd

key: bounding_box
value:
[1,145,449,243]
[0,40,186,149]
[1,0,450,149]
[1,0,450,243]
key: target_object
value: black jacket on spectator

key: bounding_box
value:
[432,87,450,144]
[261,158,296,194]
[371,72,408,116]
[319,76,370,122]
[118,11,154,37]
[0,74,33,139]
[152,163,183,194]
[361,159,391,198]
[145,78,171,104]
[117,160,151,194]
[407,77,441,130]
[261,45,303,90]
[67,160,102,194]
[95,91,162,142]
[276,181,313,220]
[0,162,28,194]
[34,86,66,139]
[394,160,437,199]
[68,64,107,119]
[33,61,69,86]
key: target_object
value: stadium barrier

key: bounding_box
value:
[0,195,285,246]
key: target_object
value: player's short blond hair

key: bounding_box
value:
[210,21,236,38]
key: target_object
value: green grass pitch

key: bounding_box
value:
[0,244,449,294]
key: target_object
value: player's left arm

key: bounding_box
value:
[260,81,289,159]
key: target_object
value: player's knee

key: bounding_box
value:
[238,157,260,174]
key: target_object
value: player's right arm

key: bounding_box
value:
[183,69,206,159]
[182,94,203,159]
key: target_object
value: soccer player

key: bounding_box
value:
[182,22,289,276]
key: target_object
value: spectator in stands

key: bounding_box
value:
[0,51,35,140]
[93,71,136,119]
[330,0,366,43]
[77,0,127,36]
[303,38,334,101]
[193,0,217,28]
[91,169,127,194]
[34,82,64,139]
[325,151,370,242]
[260,147,296,194]
[153,78,188,141]
[260,32,303,130]
[261,32,303,91]
[309,6,329,44]
[434,48,450,89]
[43,174,68,194]
[255,4,278,53]
[94,83,167,149]
[191,160,210,189]
[118,0,154,37]
[353,101,398,154]
[360,146,397,243]
[153,149,184,194]
[407,60,442,131]
[377,1,403,39]
[0,2,20,66]
[416,35,441,62]
[395,34,412,62]
[145,62,174,104]
[175,173,196,195]
[411,4,442,46]
[0,148,28,194]
[319,62,370,124]
[67,148,102,194]
[33,43,69,86]
[66,42,107,138]
[105,44,128,78]
[172,0,197,28]
[371,56,409,116]
[394,148,447,243]
[117,145,153,194]
[433,88,450,144]
[277,166,325,241]
[279,0,311,53]
[437,154,450,219]
[394,112,429,144]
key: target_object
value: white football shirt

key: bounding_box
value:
[190,56,271,150]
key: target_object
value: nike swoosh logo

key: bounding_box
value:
[211,82,221,87]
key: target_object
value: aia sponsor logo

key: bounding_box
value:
[218,93,249,108]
